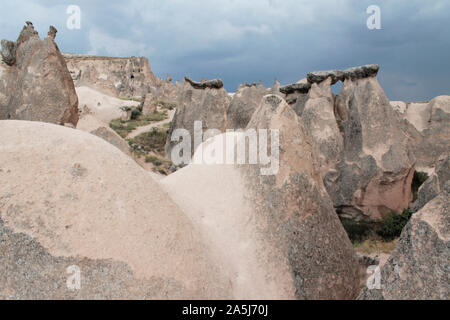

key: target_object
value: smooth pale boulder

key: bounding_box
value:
[161,95,360,300]
[0,120,231,299]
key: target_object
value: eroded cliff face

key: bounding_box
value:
[64,53,158,98]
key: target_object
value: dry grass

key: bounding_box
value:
[109,110,168,138]
[353,239,398,254]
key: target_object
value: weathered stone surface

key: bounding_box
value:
[0,22,78,126]
[1,40,17,66]
[411,155,450,212]
[306,65,379,85]
[166,82,231,158]
[279,82,311,94]
[391,96,450,169]
[161,95,360,299]
[300,78,343,176]
[47,25,57,40]
[326,75,415,221]
[142,93,158,115]
[307,70,344,85]
[359,181,450,300]
[184,76,224,89]
[64,53,158,98]
[226,83,267,129]
[342,64,379,81]
[0,120,231,299]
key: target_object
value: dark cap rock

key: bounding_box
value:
[184,76,223,89]
[279,82,311,94]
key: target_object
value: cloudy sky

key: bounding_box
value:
[1,0,449,101]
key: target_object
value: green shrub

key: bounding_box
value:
[145,155,162,166]
[340,219,372,243]
[376,209,413,240]
[131,109,142,120]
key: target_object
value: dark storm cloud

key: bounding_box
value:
[1,0,449,100]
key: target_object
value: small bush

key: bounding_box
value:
[376,209,413,240]
[145,155,162,166]
[340,219,372,243]
[131,109,142,120]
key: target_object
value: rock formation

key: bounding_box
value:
[166,80,231,159]
[319,65,415,221]
[410,155,449,213]
[359,180,449,300]
[226,82,267,129]
[142,93,158,115]
[0,22,78,126]
[299,78,343,176]
[161,95,360,299]
[64,53,158,98]
[0,120,231,299]
[391,96,450,169]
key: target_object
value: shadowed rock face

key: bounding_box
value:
[0,120,232,299]
[166,82,231,158]
[325,75,415,221]
[359,181,450,300]
[226,83,267,129]
[161,95,360,300]
[0,40,16,66]
[0,22,78,126]
[299,78,343,176]
[410,155,449,213]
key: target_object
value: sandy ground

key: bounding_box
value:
[76,86,140,124]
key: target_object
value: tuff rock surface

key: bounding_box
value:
[161,95,360,299]
[0,22,78,126]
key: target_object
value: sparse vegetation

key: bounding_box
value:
[157,99,177,110]
[353,239,398,254]
[127,127,168,154]
[376,209,413,240]
[109,110,168,138]
[340,219,372,243]
[342,209,414,254]
[119,96,142,102]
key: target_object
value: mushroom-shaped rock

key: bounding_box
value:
[307,70,344,85]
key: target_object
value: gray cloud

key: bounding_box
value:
[1,0,449,101]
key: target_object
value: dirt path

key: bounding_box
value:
[126,109,175,139]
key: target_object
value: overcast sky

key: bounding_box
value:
[1,0,449,101]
